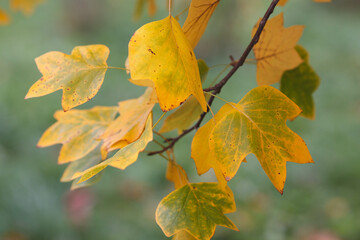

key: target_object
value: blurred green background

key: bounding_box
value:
[0,0,359,239]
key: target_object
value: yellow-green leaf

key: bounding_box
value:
[156,183,238,240]
[25,45,110,111]
[160,59,209,133]
[77,114,153,183]
[205,86,313,193]
[128,16,207,112]
[100,88,156,158]
[37,106,118,164]
[182,0,220,49]
[280,46,320,119]
[11,0,44,15]
[253,13,304,85]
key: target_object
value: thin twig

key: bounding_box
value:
[148,0,279,156]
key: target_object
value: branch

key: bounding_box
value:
[148,0,279,156]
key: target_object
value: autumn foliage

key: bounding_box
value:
[22,0,332,239]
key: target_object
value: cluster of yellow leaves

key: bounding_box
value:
[24,0,330,239]
[36,91,155,186]
[0,0,44,25]
[25,0,219,191]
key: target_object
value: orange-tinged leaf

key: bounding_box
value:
[77,114,153,183]
[37,106,118,164]
[253,13,304,85]
[156,183,238,240]
[204,86,312,193]
[160,59,209,134]
[166,161,188,189]
[11,0,44,15]
[0,9,10,25]
[128,16,207,112]
[100,88,156,158]
[182,0,220,49]
[25,45,110,111]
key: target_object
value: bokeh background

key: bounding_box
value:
[0,0,359,239]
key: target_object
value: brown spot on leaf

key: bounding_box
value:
[148,49,156,55]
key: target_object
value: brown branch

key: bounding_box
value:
[148,0,279,156]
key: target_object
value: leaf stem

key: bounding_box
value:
[107,66,129,71]
[153,112,167,129]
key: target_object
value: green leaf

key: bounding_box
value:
[156,183,238,240]
[280,45,320,119]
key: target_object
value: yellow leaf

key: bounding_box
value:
[25,45,110,111]
[37,106,118,164]
[166,161,188,189]
[191,105,234,189]
[253,13,304,85]
[0,9,10,25]
[156,183,238,240]
[11,0,44,15]
[182,0,220,49]
[193,86,313,193]
[77,114,153,183]
[128,16,207,112]
[100,88,156,158]
[159,59,209,134]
